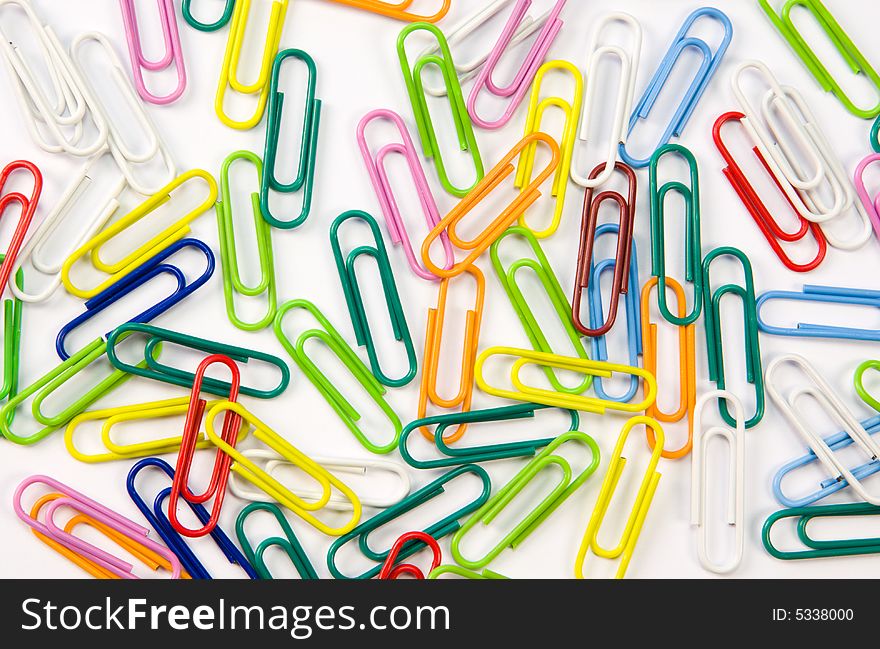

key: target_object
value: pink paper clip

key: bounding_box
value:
[118,0,187,105]
[13,475,183,579]
[467,0,566,129]
[854,154,880,240]
[357,109,454,281]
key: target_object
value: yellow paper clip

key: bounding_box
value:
[574,416,663,579]
[60,170,218,299]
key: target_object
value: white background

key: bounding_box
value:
[2,0,880,579]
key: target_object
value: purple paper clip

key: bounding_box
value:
[854,153,880,241]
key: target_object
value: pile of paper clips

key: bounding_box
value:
[3,0,880,580]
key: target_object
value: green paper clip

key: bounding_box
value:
[217,150,277,331]
[182,0,235,31]
[261,49,321,229]
[274,299,401,454]
[702,247,764,429]
[762,502,880,560]
[236,502,318,579]
[451,431,600,570]
[491,226,592,394]
[854,360,880,412]
[106,322,290,399]
[650,144,703,326]
[399,403,578,470]
[327,465,491,580]
[428,565,508,579]
[759,0,880,119]
[330,210,417,388]
[0,256,23,422]
[397,22,483,198]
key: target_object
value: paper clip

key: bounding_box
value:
[128,458,256,579]
[757,285,880,342]
[691,390,745,574]
[215,0,288,130]
[491,226,591,394]
[767,354,880,506]
[400,403,578,470]
[640,277,696,459]
[0,337,142,445]
[422,133,559,278]
[0,254,22,410]
[417,0,551,97]
[70,34,176,196]
[118,0,186,104]
[379,531,442,580]
[229,450,410,511]
[206,400,363,536]
[236,502,318,579]
[572,12,642,188]
[325,0,450,22]
[856,360,880,413]
[650,144,703,326]
[572,162,637,337]
[14,475,182,579]
[397,23,483,197]
[467,0,567,130]
[327,465,491,580]
[574,416,663,579]
[731,61,872,249]
[762,502,880,560]
[418,266,485,443]
[872,116,880,153]
[261,49,320,229]
[330,210,416,388]
[0,160,41,299]
[216,150,276,331]
[588,225,642,403]
[107,322,289,399]
[514,60,582,237]
[452,431,600,569]
[854,154,880,240]
[428,566,507,579]
[476,347,657,414]
[758,0,880,119]
[56,238,214,360]
[275,299,401,454]
[169,355,243,538]
[702,247,764,429]
[61,169,218,299]
[619,7,732,168]
[713,112,826,272]
[183,0,236,31]
[65,396,248,464]
[773,407,880,508]
[0,0,109,156]
[357,109,454,281]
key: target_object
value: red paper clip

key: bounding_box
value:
[572,162,636,336]
[169,354,242,537]
[378,531,442,580]
[712,112,826,273]
[0,160,42,297]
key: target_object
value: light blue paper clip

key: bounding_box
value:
[757,285,880,341]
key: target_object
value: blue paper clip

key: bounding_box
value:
[619,7,732,168]
[774,414,880,508]
[126,458,257,579]
[757,285,880,342]
[56,239,214,360]
[588,224,642,403]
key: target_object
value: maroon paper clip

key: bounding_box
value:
[572,162,636,337]
[0,160,42,296]
[713,112,826,273]
[169,354,242,538]
[378,531,442,580]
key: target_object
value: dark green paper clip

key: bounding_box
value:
[236,502,318,579]
[762,502,880,560]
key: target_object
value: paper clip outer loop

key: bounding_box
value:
[397,23,483,197]
[421,133,560,279]
[574,416,664,579]
[762,502,880,560]
[330,210,417,388]
[274,299,402,454]
[235,502,319,579]
[378,531,442,580]
[0,160,42,299]
[452,430,600,570]
[757,285,880,342]
[326,464,491,580]
[856,360,880,413]
[182,0,236,31]
[417,265,485,443]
